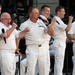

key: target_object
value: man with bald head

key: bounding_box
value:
[0,12,29,75]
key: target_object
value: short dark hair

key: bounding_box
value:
[28,6,38,15]
[41,5,50,11]
[55,6,65,13]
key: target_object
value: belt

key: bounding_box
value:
[27,44,42,47]
[38,45,41,47]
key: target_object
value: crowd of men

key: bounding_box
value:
[0,4,75,75]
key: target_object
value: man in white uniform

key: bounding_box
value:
[0,12,29,75]
[19,7,56,75]
[52,6,73,75]
[18,5,52,75]
[38,5,52,75]
[68,21,75,75]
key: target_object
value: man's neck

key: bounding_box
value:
[30,18,37,23]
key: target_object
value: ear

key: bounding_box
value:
[29,13,32,17]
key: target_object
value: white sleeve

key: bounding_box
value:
[55,21,67,31]
[19,23,26,31]
[68,23,75,34]
[55,16,67,31]
[37,19,48,33]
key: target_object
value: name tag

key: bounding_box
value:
[39,26,43,27]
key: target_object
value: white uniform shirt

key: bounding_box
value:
[0,22,19,52]
[53,16,67,41]
[68,21,75,42]
[19,19,46,45]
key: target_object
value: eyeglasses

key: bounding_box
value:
[2,18,11,20]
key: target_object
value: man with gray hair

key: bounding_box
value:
[0,12,29,75]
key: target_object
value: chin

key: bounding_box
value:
[8,23,10,25]
[62,16,64,18]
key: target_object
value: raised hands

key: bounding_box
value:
[24,27,30,33]
[12,22,17,29]
[19,27,30,39]
[68,16,73,22]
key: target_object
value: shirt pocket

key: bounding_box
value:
[39,27,44,35]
